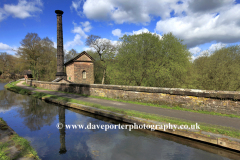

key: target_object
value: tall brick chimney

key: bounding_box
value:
[55,10,67,79]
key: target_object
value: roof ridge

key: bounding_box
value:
[64,51,94,66]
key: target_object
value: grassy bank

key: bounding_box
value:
[22,82,240,119]
[5,81,32,95]
[11,82,240,139]
[0,118,40,160]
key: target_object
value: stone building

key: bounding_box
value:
[64,51,94,84]
[23,70,33,79]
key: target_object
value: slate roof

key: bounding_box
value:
[52,77,62,82]
[22,70,32,75]
[64,51,94,66]
[52,77,73,83]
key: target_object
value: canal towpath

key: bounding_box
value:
[16,81,240,130]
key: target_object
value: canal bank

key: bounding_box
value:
[0,117,40,160]
[6,80,240,152]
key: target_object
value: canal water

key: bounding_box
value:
[0,83,239,160]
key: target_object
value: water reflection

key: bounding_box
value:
[0,87,20,110]
[0,87,58,131]
[0,83,240,160]
[59,106,67,154]
[17,98,58,131]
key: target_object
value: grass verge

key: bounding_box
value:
[5,81,32,95]
[10,134,39,159]
[0,118,40,160]
[22,82,240,119]
[0,141,10,160]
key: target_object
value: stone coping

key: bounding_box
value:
[27,80,240,100]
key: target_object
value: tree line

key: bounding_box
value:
[0,33,78,81]
[1,32,240,91]
[86,32,240,91]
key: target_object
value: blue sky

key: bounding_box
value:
[1,0,240,60]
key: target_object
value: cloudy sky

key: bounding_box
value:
[0,0,240,60]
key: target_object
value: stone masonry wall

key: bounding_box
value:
[66,62,74,82]
[27,80,240,115]
[74,62,94,84]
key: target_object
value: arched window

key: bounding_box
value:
[82,70,86,79]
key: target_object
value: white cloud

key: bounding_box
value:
[83,0,113,21]
[189,46,201,55]
[112,29,122,37]
[0,9,8,22]
[155,3,240,48]
[64,34,83,49]
[132,28,149,35]
[72,21,92,38]
[72,0,240,49]
[112,28,162,40]
[81,0,185,24]
[70,0,84,17]
[191,42,227,61]
[2,0,43,19]
[209,42,226,52]
[83,47,94,52]
[0,43,17,55]
[64,21,92,49]
[72,0,240,48]
[80,21,92,32]
[87,38,120,51]
[189,46,201,61]
[0,42,12,50]
[72,22,87,38]
[53,42,57,48]
[187,0,234,14]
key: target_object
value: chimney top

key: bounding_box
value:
[55,10,64,15]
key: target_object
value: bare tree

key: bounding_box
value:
[85,35,116,84]
[64,49,78,63]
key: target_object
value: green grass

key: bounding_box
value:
[10,134,40,159]
[0,118,8,130]
[0,117,7,125]
[4,81,32,95]
[0,142,10,160]
[22,82,240,119]
[0,118,40,160]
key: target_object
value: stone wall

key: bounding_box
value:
[27,80,240,115]
[66,62,74,82]
[74,62,94,84]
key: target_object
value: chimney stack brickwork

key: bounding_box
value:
[55,10,67,79]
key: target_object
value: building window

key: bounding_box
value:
[82,71,86,79]
[69,77,71,80]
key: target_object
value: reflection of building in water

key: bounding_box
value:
[59,106,67,154]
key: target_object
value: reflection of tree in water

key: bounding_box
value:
[0,89,26,110]
[17,97,58,131]
[59,106,67,154]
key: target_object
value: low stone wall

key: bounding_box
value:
[27,80,240,115]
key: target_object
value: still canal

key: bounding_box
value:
[0,83,239,160]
